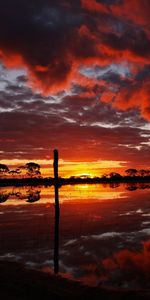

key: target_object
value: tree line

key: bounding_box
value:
[0,162,150,180]
[102,168,150,179]
[0,162,41,178]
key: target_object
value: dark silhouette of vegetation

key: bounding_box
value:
[0,192,10,203]
[0,163,9,178]
[138,169,150,177]
[109,172,122,179]
[8,169,21,177]
[0,159,150,186]
[25,162,41,178]
[0,162,41,179]
[26,189,41,203]
[0,188,41,203]
[125,168,138,177]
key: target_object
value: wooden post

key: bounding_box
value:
[54,149,58,181]
[53,149,59,206]
[53,149,60,274]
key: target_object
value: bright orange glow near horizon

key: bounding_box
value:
[1,158,127,178]
[0,0,150,178]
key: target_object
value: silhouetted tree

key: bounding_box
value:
[9,169,21,178]
[138,169,146,177]
[25,162,41,178]
[101,174,109,179]
[125,168,137,177]
[26,190,41,203]
[0,164,9,178]
[17,165,27,178]
[0,192,10,203]
[138,169,150,177]
[126,184,138,191]
[145,170,150,177]
[110,183,120,188]
[109,172,122,179]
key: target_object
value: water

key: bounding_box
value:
[0,183,150,289]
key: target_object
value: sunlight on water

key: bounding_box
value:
[59,184,126,202]
[0,184,126,206]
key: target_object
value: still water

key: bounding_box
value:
[0,183,150,289]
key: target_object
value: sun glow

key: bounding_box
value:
[59,160,126,178]
[0,184,126,206]
[1,159,126,178]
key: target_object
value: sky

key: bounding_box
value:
[0,0,150,177]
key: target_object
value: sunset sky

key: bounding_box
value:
[0,0,150,177]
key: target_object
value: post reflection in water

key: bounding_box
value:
[53,149,60,275]
[54,182,60,275]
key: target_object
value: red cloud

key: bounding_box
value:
[81,0,108,13]
[112,0,150,27]
[0,0,150,120]
[100,76,150,120]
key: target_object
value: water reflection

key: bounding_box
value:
[0,187,41,203]
[102,239,150,288]
[0,183,150,205]
[54,183,60,275]
[0,192,9,203]
[0,183,150,289]
[125,183,150,191]
[26,190,41,203]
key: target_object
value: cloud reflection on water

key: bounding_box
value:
[0,183,150,288]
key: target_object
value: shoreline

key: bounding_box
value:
[0,177,150,187]
[0,261,150,300]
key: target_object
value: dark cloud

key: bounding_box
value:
[0,65,149,165]
[102,28,150,58]
[0,0,149,119]
[0,0,86,92]
[0,0,150,166]
[0,104,149,165]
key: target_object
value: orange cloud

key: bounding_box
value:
[101,78,150,120]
